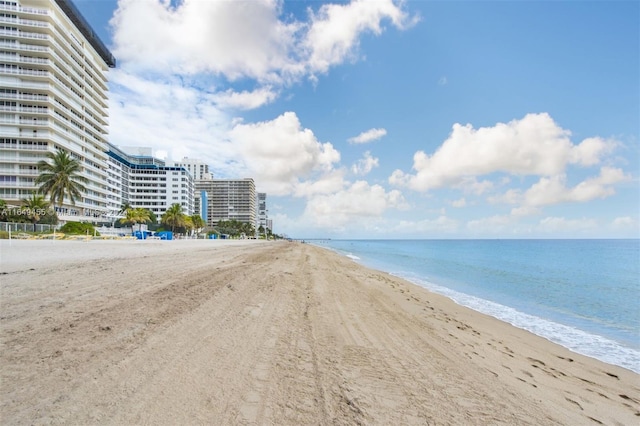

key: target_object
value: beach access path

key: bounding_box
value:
[0,239,638,425]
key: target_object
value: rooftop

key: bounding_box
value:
[54,0,116,68]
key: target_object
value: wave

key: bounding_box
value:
[393,271,640,374]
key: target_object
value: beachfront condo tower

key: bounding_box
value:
[195,178,256,227]
[106,143,194,222]
[0,0,115,220]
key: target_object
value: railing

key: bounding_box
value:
[0,41,48,52]
[0,92,49,102]
[0,67,49,77]
[0,16,50,28]
[0,4,49,16]
[0,222,59,233]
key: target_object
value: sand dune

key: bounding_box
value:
[1,239,638,425]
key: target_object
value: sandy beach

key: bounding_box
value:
[0,239,638,425]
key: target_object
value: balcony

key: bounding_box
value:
[0,67,49,78]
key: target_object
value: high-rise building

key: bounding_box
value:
[107,143,194,220]
[195,178,255,226]
[171,157,211,181]
[256,192,269,232]
[0,0,115,221]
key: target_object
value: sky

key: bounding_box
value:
[74,0,639,239]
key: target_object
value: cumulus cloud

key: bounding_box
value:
[213,87,279,110]
[304,181,406,229]
[610,217,638,235]
[351,151,379,175]
[229,112,341,196]
[108,70,236,171]
[304,0,417,75]
[110,0,300,81]
[110,0,414,84]
[523,167,629,207]
[389,113,616,191]
[348,128,387,144]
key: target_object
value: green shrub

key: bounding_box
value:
[60,221,100,236]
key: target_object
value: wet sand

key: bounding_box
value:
[1,239,638,424]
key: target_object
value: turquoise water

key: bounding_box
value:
[312,239,640,373]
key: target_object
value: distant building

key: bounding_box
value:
[107,143,193,220]
[0,0,116,221]
[195,189,207,222]
[195,178,255,226]
[171,157,211,181]
[256,192,270,233]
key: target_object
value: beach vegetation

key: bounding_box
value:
[145,209,158,225]
[161,203,186,232]
[0,197,58,227]
[214,219,255,238]
[190,214,205,233]
[35,149,87,209]
[21,192,51,232]
[120,207,151,233]
[60,221,100,236]
[119,202,132,216]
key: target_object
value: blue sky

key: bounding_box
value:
[75,0,638,238]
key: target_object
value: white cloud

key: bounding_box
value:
[348,127,387,144]
[467,215,516,235]
[304,0,417,75]
[523,167,629,207]
[610,216,638,235]
[110,0,300,82]
[390,113,616,191]
[213,87,279,110]
[510,206,541,217]
[451,197,466,208]
[393,216,459,234]
[304,181,407,229]
[455,177,494,195]
[293,170,346,198]
[536,217,598,234]
[108,70,236,172]
[351,151,379,175]
[229,112,341,196]
[110,0,414,84]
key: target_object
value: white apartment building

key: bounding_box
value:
[107,143,194,220]
[171,157,211,181]
[195,178,255,226]
[0,0,115,221]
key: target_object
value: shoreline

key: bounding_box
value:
[312,241,640,375]
[1,240,638,424]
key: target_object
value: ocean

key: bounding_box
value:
[311,239,640,374]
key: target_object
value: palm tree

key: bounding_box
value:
[21,192,50,232]
[119,202,132,216]
[120,207,150,234]
[190,214,205,235]
[161,203,185,233]
[183,216,194,236]
[35,149,87,212]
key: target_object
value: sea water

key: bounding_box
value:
[312,239,640,373]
